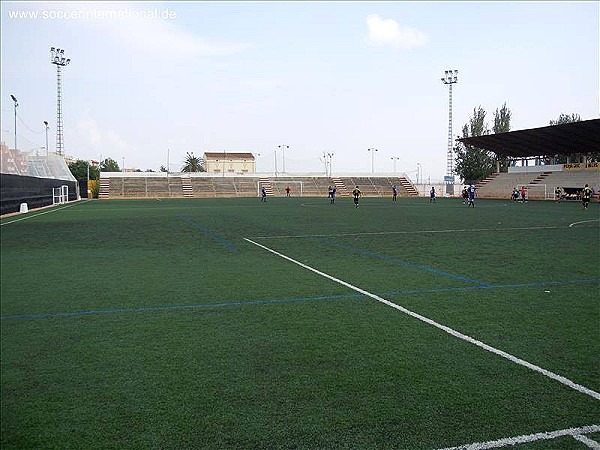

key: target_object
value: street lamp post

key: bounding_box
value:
[278,145,289,173]
[391,156,399,173]
[43,121,49,157]
[327,152,334,177]
[367,148,378,173]
[10,95,18,151]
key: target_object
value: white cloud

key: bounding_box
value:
[77,109,102,146]
[366,14,427,50]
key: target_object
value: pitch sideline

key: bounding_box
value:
[244,237,600,402]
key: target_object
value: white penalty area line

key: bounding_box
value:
[438,424,600,450]
[244,238,600,402]
[250,225,564,240]
[0,200,88,226]
[569,219,600,228]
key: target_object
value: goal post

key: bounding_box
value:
[272,180,303,197]
[523,184,551,201]
[53,185,69,204]
[264,180,304,197]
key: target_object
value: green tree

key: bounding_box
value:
[549,113,581,125]
[493,102,512,172]
[68,159,100,181]
[101,158,120,172]
[181,152,205,172]
[454,106,495,183]
[548,113,596,162]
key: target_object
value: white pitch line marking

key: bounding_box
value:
[0,201,86,226]
[569,219,600,228]
[438,425,600,450]
[244,238,600,402]
[573,434,600,449]
[250,225,564,240]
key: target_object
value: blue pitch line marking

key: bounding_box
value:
[2,278,598,321]
[313,237,491,287]
[179,215,237,251]
[241,218,491,287]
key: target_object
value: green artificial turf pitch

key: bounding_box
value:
[1,197,599,449]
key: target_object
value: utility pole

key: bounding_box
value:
[10,95,18,150]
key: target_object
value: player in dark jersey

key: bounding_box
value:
[462,186,469,204]
[331,186,337,204]
[582,184,592,210]
[352,186,361,208]
[261,187,267,202]
[554,186,562,203]
[392,185,397,202]
[467,184,476,208]
[429,186,436,203]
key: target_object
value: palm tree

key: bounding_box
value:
[181,152,205,172]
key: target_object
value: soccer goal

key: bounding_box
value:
[271,180,304,197]
[523,184,552,201]
[53,185,69,205]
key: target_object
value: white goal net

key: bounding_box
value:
[523,184,552,201]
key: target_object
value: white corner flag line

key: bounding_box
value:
[244,238,600,402]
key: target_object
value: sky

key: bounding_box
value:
[1,1,598,182]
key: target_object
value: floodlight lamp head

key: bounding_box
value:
[10,94,17,103]
[44,121,48,126]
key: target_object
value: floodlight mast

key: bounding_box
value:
[441,69,458,183]
[51,47,71,156]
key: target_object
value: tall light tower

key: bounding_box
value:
[10,95,18,150]
[391,156,399,173]
[51,47,71,156]
[441,70,458,191]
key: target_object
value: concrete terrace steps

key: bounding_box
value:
[258,178,274,196]
[99,178,110,199]
[332,178,349,196]
[530,172,553,185]
[398,177,418,196]
[181,176,193,197]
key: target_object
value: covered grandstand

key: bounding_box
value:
[0,144,78,215]
[458,119,600,200]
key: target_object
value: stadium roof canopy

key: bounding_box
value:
[457,118,600,158]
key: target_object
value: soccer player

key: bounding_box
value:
[520,186,527,203]
[261,186,267,203]
[554,186,562,203]
[392,185,397,202]
[429,186,436,203]
[285,186,291,197]
[327,185,333,200]
[512,188,519,202]
[462,186,469,204]
[467,184,476,208]
[352,186,361,208]
[582,184,592,210]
